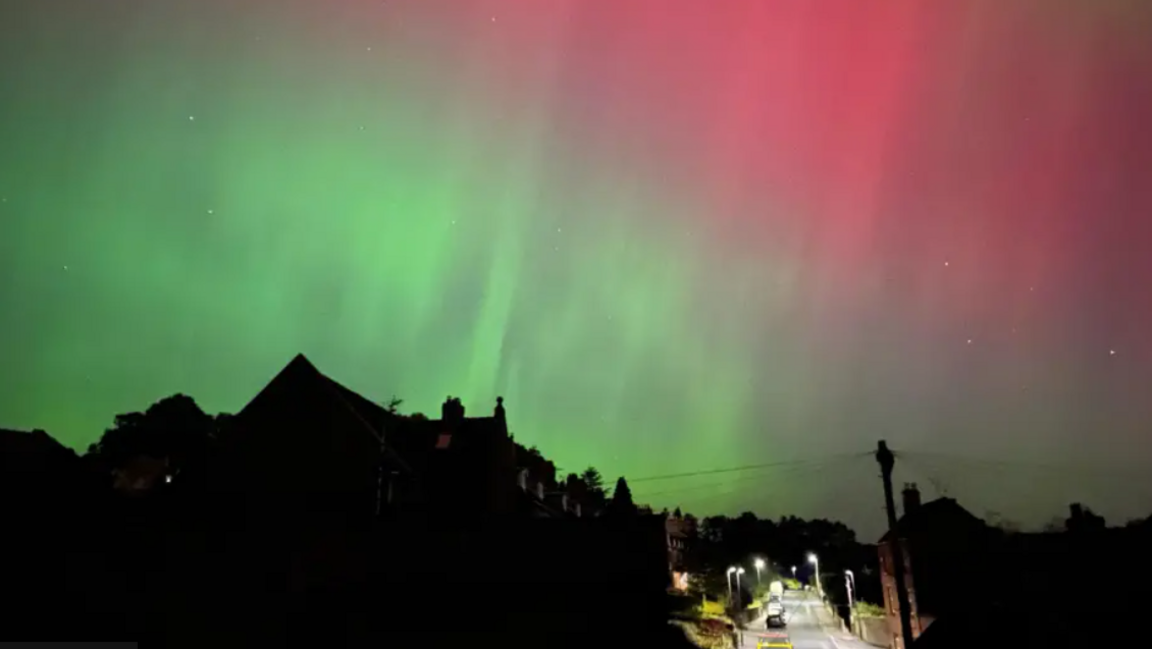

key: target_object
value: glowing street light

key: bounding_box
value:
[754,558,766,584]
[727,566,737,603]
[844,570,856,608]
[736,567,746,608]
[791,565,797,579]
[808,553,822,597]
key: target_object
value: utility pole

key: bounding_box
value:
[876,440,916,649]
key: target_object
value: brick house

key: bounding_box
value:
[877,484,989,649]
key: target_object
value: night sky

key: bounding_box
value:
[2,0,1151,536]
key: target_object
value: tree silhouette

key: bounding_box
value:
[610,476,637,515]
[581,467,604,494]
[384,396,403,414]
[86,394,217,483]
[581,467,608,512]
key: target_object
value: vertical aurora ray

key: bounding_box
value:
[2,0,1151,532]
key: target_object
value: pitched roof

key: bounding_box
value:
[236,353,414,474]
[878,497,985,542]
[238,354,514,477]
[0,428,80,476]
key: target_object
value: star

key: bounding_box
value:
[491,16,497,22]
[367,47,372,51]
[188,115,195,121]
[63,265,69,271]
[966,339,973,344]
[207,209,214,215]
[1109,349,1116,355]
[944,261,950,267]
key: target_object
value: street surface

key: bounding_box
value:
[738,590,875,649]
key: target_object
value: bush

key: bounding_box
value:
[672,619,736,649]
[701,599,726,617]
[854,602,885,618]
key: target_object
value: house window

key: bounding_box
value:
[436,434,452,449]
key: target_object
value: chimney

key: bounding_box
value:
[441,396,465,423]
[902,482,921,515]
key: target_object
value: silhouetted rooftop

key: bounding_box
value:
[236,353,511,476]
[878,497,986,543]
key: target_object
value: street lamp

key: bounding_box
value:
[727,566,737,605]
[808,553,821,597]
[754,558,766,585]
[791,565,797,579]
[736,567,746,608]
[844,569,857,631]
[844,570,856,608]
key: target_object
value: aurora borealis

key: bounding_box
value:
[2,0,1151,534]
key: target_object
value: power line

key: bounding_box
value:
[641,455,877,516]
[634,457,854,499]
[628,450,872,484]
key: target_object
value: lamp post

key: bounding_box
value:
[791,565,797,580]
[808,553,821,598]
[736,567,746,609]
[845,569,857,632]
[727,566,737,606]
[754,558,765,585]
[845,570,856,608]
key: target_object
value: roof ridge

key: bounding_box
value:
[308,363,416,476]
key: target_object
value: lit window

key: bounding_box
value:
[436,434,451,449]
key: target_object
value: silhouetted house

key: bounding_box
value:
[218,354,560,521]
[214,354,415,522]
[877,485,990,649]
[0,428,83,510]
[666,512,692,590]
[0,428,97,635]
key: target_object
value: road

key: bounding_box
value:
[738,590,876,649]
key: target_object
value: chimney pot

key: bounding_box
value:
[902,482,922,515]
[441,397,465,423]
